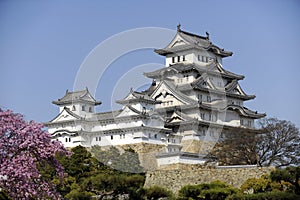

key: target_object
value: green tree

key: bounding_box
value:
[235,167,300,199]
[270,166,300,195]
[80,173,145,199]
[58,146,102,182]
[178,180,237,200]
[54,146,106,198]
[55,145,146,199]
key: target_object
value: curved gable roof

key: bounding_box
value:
[53,88,102,106]
[154,27,232,57]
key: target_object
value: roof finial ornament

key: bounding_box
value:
[177,23,181,32]
[206,31,210,40]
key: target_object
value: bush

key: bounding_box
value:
[200,187,237,200]
[240,175,271,194]
[226,191,300,200]
[178,180,237,200]
[144,185,174,200]
[178,184,202,199]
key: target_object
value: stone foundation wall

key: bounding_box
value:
[144,164,275,194]
[180,139,216,154]
[120,143,165,171]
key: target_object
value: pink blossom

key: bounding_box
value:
[0,109,69,199]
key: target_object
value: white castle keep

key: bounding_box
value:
[46,26,265,166]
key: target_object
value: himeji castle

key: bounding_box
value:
[46,26,265,167]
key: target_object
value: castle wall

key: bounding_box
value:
[144,164,274,194]
[120,143,166,171]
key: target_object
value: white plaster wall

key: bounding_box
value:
[90,131,165,146]
[225,110,240,126]
[157,155,206,166]
[165,50,193,66]
[53,135,83,148]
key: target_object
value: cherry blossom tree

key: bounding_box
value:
[0,109,69,199]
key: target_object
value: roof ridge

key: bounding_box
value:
[179,29,209,40]
[163,80,197,104]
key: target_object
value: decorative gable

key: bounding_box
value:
[49,108,81,123]
[81,92,98,102]
[167,34,189,49]
[116,106,140,117]
[167,112,185,123]
[151,81,193,106]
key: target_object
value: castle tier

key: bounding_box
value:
[45,26,265,167]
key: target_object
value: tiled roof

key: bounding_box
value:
[154,28,232,57]
[116,87,161,105]
[92,110,122,120]
[53,88,101,105]
[144,62,244,80]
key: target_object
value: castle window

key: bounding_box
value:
[82,106,85,111]
[72,105,76,111]
[69,138,71,142]
[120,134,122,139]
[65,138,68,142]
[89,107,92,112]
[142,107,146,114]
[198,94,202,101]
[177,56,180,62]
[172,57,175,63]
[123,134,125,139]
[207,96,211,102]
[183,55,186,61]
[241,119,244,125]
[201,113,205,119]
[96,137,98,141]
[154,134,157,139]
[248,121,252,127]
[111,135,113,140]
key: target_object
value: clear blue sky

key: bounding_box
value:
[1,0,300,128]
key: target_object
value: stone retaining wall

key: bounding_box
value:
[120,143,165,171]
[144,164,274,194]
